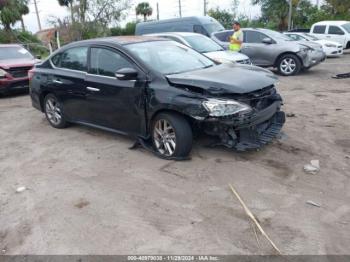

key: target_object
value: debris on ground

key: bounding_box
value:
[229,184,282,255]
[286,113,296,117]
[332,72,350,79]
[16,186,26,193]
[306,200,321,208]
[258,210,276,223]
[303,160,320,174]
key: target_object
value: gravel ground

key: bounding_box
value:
[0,52,350,255]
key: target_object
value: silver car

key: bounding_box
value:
[211,28,326,76]
[147,32,251,65]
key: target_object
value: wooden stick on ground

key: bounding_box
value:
[229,183,282,255]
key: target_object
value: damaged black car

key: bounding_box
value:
[30,36,285,159]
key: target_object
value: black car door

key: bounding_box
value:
[84,46,147,136]
[48,46,90,122]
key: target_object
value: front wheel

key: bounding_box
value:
[152,113,193,159]
[277,54,301,76]
[44,94,67,128]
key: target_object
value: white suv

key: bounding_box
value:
[310,21,350,49]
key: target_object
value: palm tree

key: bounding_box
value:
[19,0,29,32]
[58,0,75,23]
[136,2,153,22]
[0,0,29,32]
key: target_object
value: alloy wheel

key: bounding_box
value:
[153,119,177,156]
[45,97,62,126]
[280,58,297,75]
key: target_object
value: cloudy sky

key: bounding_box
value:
[20,0,320,33]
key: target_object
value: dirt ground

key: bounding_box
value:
[0,52,350,255]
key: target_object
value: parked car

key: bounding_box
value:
[30,36,285,159]
[284,32,344,57]
[135,16,224,37]
[211,28,326,76]
[146,32,251,65]
[310,21,350,49]
[0,44,40,95]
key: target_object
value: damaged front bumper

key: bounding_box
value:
[203,100,286,151]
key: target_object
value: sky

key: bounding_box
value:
[20,0,321,33]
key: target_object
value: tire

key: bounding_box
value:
[277,54,301,76]
[44,94,67,129]
[151,113,193,158]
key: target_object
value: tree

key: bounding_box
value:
[208,8,233,29]
[0,0,29,32]
[323,0,350,18]
[58,0,75,23]
[136,2,152,22]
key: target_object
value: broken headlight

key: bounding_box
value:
[0,68,7,79]
[202,98,252,117]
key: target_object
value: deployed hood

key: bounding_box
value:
[166,63,277,95]
[203,50,250,63]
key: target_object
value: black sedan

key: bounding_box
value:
[30,36,285,159]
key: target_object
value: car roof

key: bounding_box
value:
[313,20,349,26]
[64,36,167,48]
[137,16,216,26]
[147,32,204,37]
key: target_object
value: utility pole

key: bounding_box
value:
[178,0,182,17]
[287,0,292,31]
[33,0,42,31]
[316,0,320,9]
[204,0,208,16]
[157,2,159,20]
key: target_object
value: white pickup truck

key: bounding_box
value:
[310,21,350,49]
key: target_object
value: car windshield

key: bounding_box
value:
[341,23,350,33]
[203,22,224,34]
[183,35,223,53]
[263,29,293,41]
[125,41,215,75]
[303,33,319,41]
[0,46,33,60]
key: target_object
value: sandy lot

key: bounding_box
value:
[0,52,350,255]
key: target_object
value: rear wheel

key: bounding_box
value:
[152,113,193,158]
[44,94,67,128]
[277,54,301,76]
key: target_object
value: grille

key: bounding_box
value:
[8,66,32,78]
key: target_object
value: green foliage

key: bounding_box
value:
[136,2,153,22]
[208,8,234,29]
[110,22,137,36]
[0,0,29,31]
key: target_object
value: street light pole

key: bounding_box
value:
[178,0,182,17]
[33,0,42,31]
[288,0,292,31]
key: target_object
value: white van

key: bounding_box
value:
[310,21,350,49]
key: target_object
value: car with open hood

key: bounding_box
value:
[30,36,285,159]
[211,28,326,76]
[0,44,41,95]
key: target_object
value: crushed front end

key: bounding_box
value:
[201,85,285,151]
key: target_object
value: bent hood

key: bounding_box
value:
[0,58,37,69]
[203,50,250,63]
[166,63,277,95]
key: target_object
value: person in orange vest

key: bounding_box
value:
[229,21,244,52]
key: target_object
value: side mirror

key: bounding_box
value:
[36,55,41,59]
[262,37,273,44]
[115,68,138,81]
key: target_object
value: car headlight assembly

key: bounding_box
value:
[0,68,7,78]
[212,57,234,64]
[202,98,252,117]
[325,43,336,48]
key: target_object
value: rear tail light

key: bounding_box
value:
[28,68,35,81]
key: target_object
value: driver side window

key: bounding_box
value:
[90,47,134,77]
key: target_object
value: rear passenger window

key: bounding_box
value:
[313,25,326,34]
[245,31,268,43]
[90,48,134,77]
[328,26,344,35]
[58,47,88,71]
[193,25,206,35]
